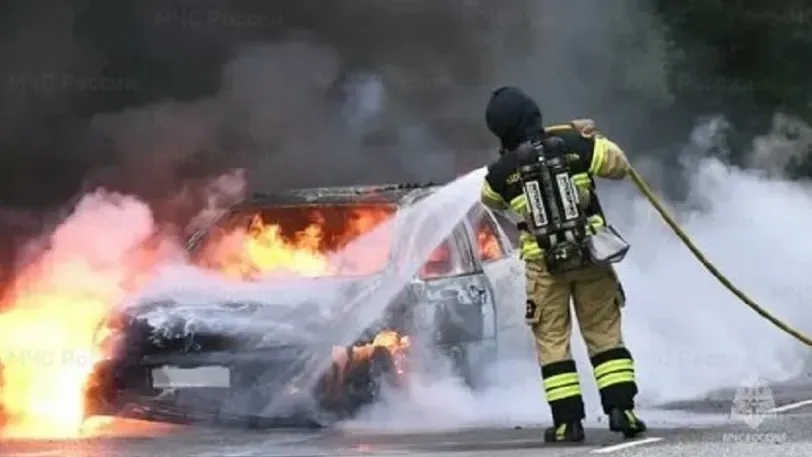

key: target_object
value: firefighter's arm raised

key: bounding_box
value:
[569,119,629,180]
[588,136,629,180]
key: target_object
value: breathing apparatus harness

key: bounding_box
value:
[515,136,588,274]
[497,123,812,347]
[511,145,812,347]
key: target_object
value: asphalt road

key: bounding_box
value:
[3,379,812,457]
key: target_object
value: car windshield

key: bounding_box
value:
[191,203,396,279]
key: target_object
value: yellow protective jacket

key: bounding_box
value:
[480,119,628,260]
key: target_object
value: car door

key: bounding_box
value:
[412,219,499,387]
[466,204,527,339]
[416,220,494,346]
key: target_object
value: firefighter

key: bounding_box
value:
[479,86,646,443]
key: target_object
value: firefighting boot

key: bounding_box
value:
[543,421,585,443]
[608,408,647,438]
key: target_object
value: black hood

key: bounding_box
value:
[485,86,544,151]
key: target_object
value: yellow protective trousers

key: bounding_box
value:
[524,259,638,423]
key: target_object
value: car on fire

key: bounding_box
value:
[81,183,521,428]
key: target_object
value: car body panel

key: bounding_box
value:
[84,183,522,427]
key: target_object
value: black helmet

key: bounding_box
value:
[485,86,544,151]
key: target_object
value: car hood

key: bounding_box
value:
[121,275,387,347]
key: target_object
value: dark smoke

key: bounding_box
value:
[0,0,675,271]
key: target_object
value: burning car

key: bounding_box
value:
[81,183,519,428]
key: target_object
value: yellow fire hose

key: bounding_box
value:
[627,165,812,347]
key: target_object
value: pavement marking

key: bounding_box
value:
[768,399,812,413]
[392,438,549,449]
[590,437,664,454]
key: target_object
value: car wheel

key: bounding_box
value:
[82,360,118,418]
[447,345,475,387]
[344,346,397,415]
[447,343,496,390]
[368,346,399,398]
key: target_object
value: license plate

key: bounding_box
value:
[151,366,231,388]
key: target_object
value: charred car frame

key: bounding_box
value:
[83,183,519,428]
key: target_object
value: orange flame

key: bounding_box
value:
[0,288,106,438]
[0,193,171,439]
[196,205,394,279]
[325,329,411,397]
[0,201,399,439]
[0,196,423,439]
[476,228,502,261]
[473,217,504,261]
[353,330,411,376]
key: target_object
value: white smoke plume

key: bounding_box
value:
[339,116,812,432]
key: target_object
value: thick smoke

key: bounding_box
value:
[4,0,812,436]
[0,0,670,201]
[0,0,661,270]
[0,0,675,276]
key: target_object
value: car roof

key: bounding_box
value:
[233,183,443,208]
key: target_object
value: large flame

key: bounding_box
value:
[0,192,173,439]
[0,201,396,439]
[197,205,395,279]
[0,194,503,440]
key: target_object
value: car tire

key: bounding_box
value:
[344,346,397,415]
[447,345,473,387]
[448,343,497,390]
[82,360,118,418]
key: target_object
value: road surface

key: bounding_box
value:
[3,379,812,457]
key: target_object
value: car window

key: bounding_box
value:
[489,209,520,249]
[451,222,477,273]
[419,223,476,279]
[467,205,509,261]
